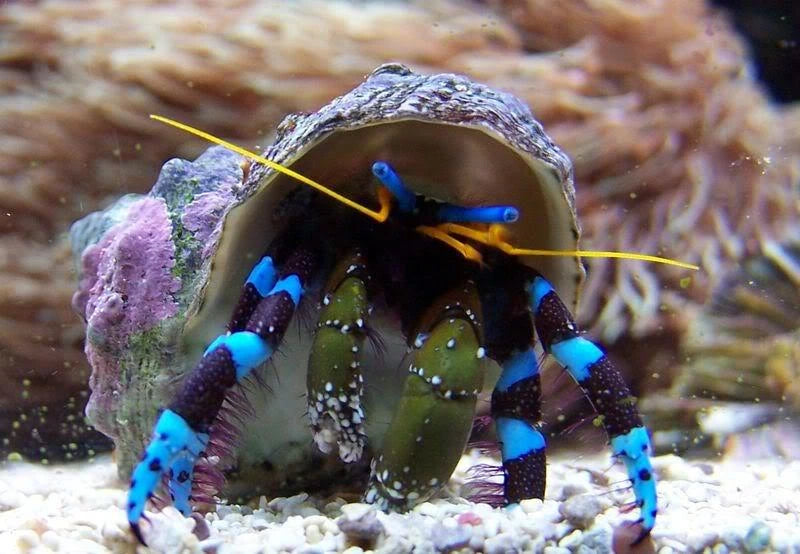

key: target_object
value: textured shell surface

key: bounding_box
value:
[71,64,581,489]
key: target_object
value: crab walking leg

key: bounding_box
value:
[227,256,278,332]
[126,249,316,544]
[365,282,486,510]
[491,347,547,502]
[307,250,370,462]
[529,276,657,542]
[125,256,275,538]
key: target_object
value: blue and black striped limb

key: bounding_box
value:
[491,347,546,504]
[528,275,657,543]
[126,248,317,545]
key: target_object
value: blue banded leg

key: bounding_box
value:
[126,248,316,544]
[307,250,370,463]
[227,256,278,331]
[529,276,657,543]
[491,347,546,503]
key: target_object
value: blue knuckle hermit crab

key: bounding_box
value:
[72,64,691,547]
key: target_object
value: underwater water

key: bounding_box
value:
[1,1,799,552]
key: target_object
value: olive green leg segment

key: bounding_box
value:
[307,250,371,463]
[364,282,485,510]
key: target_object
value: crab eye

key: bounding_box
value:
[437,204,519,224]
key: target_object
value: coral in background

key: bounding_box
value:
[1,0,798,459]
[641,240,800,456]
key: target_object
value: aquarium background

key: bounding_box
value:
[1,1,798,552]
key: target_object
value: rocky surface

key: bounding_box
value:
[1,451,798,553]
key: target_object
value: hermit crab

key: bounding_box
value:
[72,64,692,546]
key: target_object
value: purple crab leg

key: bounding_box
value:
[530,275,657,543]
[227,256,278,331]
[491,347,546,502]
[127,249,316,544]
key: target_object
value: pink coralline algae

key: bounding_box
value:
[70,146,245,457]
[73,197,181,437]
[76,197,180,341]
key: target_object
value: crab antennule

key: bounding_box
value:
[529,276,657,543]
[307,250,370,463]
[365,283,486,509]
[437,223,699,270]
[372,161,416,213]
[126,249,317,544]
[491,347,547,503]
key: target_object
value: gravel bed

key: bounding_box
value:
[1,451,798,553]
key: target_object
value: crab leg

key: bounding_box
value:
[364,282,486,510]
[491,347,547,502]
[307,250,370,463]
[126,248,316,544]
[529,275,657,543]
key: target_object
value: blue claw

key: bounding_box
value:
[611,426,657,540]
[126,409,209,544]
[168,451,197,515]
[437,204,519,224]
[372,161,417,213]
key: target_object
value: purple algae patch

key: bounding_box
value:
[75,196,181,438]
[182,191,236,260]
[80,196,181,343]
[72,146,247,442]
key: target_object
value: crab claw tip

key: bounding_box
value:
[628,519,652,546]
[130,521,147,546]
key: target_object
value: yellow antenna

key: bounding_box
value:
[438,223,699,270]
[150,115,389,223]
[151,114,698,271]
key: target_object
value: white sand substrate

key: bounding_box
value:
[0,451,798,554]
